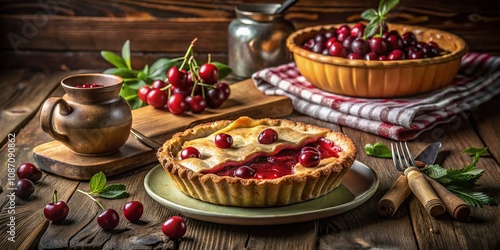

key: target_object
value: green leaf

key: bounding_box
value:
[448,187,497,207]
[379,0,399,16]
[99,189,129,199]
[122,40,132,70]
[101,51,128,69]
[364,18,380,38]
[149,58,181,79]
[128,98,145,110]
[211,62,233,80]
[103,68,137,78]
[89,171,107,194]
[101,184,126,192]
[361,8,378,21]
[422,164,448,179]
[365,142,392,158]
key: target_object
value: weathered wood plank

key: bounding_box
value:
[0,85,79,250]
[472,97,500,161]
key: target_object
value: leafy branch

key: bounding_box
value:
[100,40,231,109]
[361,0,400,38]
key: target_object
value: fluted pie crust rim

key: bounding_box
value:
[157,118,357,207]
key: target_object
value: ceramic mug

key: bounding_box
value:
[40,73,132,156]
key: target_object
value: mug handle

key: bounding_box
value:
[40,97,72,143]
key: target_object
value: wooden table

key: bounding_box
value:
[1,69,499,250]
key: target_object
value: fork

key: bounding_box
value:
[392,142,446,217]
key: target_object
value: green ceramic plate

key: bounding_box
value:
[144,161,378,225]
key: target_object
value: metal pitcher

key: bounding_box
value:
[228,3,295,78]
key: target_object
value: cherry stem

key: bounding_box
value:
[77,189,105,211]
[179,38,198,70]
[52,190,58,203]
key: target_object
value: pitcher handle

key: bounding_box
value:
[40,97,72,143]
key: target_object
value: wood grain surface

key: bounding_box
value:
[1,69,499,249]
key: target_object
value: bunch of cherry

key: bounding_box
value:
[138,40,230,115]
[302,22,443,61]
[179,128,323,179]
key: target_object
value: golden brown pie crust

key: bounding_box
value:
[157,117,357,207]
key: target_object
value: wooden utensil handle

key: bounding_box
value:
[424,175,471,220]
[404,167,446,217]
[378,175,412,216]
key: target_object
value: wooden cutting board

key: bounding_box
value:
[33,79,293,180]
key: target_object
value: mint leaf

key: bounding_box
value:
[448,186,497,207]
[99,184,128,199]
[365,142,392,158]
[89,171,107,194]
[364,18,380,38]
[101,51,128,69]
[122,40,132,70]
[422,164,447,179]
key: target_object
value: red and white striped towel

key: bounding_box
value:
[252,53,500,141]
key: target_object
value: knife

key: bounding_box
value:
[378,142,441,217]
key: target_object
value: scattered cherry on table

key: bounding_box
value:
[161,216,187,240]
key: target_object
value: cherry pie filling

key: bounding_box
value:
[200,137,342,179]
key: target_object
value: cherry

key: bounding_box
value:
[161,216,186,240]
[336,25,351,36]
[214,133,233,149]
[17,162,42,183]
[422,45,438,58]
[97,208,120,231]
[167,93,187,115]
[151,79,168,89]
[44,190,69,223]
[199,63,219,84]
[215,82,231,100]
[138,85,151,103]
[167,66,187,88]
[325,37,338,48]
[369,37,388,55]
[401,32,417,48]
[427,41,442,54]
[336,31,350,43]
[408,50,424,59]
[342,36,356,52]
[234,166,255,179]
[314,33,327,44]
[299,150,321,168]
[172,85,192,98]
[312,43,325,54]
[388,49,406,60]
[123,201,144,223]
[350,23,365,37]
[324,29,337,39]
[15,179,35,199]
[351,38,369,55]
[147,89,168,108]
[180,147,201,159]
[386,34,403,51]
[347,52,362,59]
[378,55,388,61]
[206,88,226,108]
[185,95,207,114]
[365,52,378,61]
[258,128,278,144]
[328,42,347,57]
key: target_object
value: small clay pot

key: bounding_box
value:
[40,73,132,156]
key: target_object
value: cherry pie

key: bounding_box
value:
[157,117,357,207]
